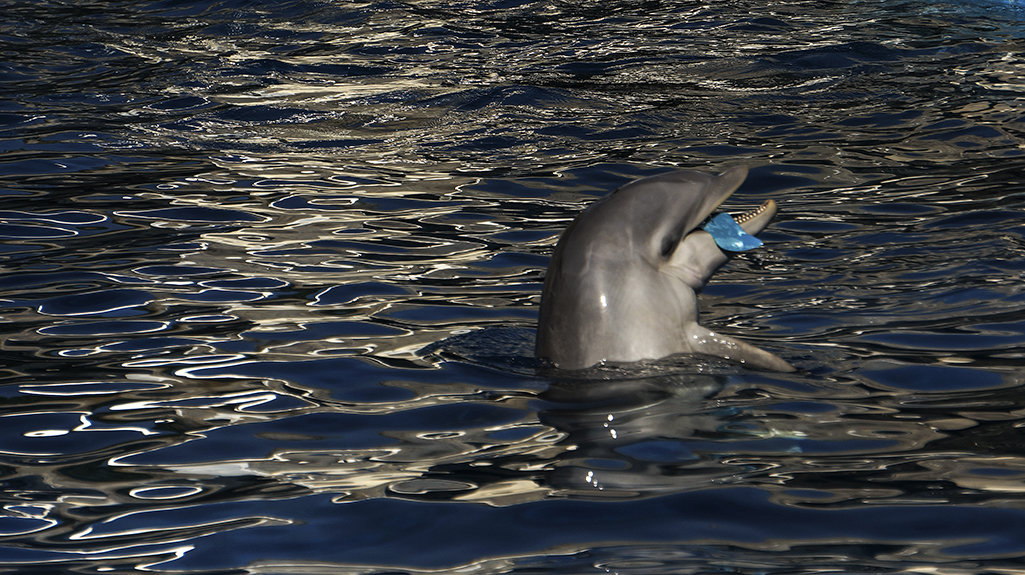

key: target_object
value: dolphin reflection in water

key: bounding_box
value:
[536,167,794,372]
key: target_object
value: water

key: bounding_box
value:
[2,0,1025,572]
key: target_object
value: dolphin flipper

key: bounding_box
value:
[684,323,795,372]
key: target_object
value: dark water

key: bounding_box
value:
[3,0,1025,572]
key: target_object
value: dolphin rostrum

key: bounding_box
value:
[536,167,794,372]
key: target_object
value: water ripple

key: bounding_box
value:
[3,0,1025,573]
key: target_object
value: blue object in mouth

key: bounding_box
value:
[702,212,763,252]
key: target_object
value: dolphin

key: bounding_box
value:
[535,167,794,372]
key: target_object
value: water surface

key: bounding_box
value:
[3,0,1025,573]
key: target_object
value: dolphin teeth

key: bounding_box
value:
[732,200,772,224]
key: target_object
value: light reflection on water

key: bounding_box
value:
[3,0,1025,573]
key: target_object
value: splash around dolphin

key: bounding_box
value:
[535,167,794,372]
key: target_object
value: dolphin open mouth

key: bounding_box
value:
[682,167,777,239]
[731,199,777,236]
[699,199,778,253]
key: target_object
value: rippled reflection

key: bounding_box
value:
[3,0,1025,573]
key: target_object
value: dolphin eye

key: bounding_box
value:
[660,235,677,258]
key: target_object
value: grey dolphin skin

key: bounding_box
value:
[536,167,794,372]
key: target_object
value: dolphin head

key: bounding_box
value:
[536,167,792,372]
[547,166,772,289]
[659,167,779,289]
